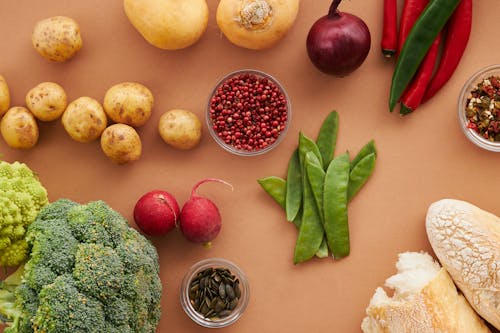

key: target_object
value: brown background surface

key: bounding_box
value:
[1,0,499,332]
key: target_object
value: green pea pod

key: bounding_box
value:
[305,152,325,221]
[347,153,376,202]
[293,183,324,263]
[350,140,377,171]
[285,150,302,222]
[305,152,330,259]
[257,176,286,209]
[389,0,461,111]
[316,111,339,169]
[323,152,350,259]
[293,161,324,264]
[298,132,323,169]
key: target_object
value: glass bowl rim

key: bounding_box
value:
[206,68,292,156]
[458,64,500,152]
[180,257,250,328]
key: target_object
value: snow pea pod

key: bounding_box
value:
[306,152,329,259]
[293,175,324,264]
[350,140,376,171]
[285,150,302,222]
[323,152,350,259]
[257,176,286,209]
[347,153,376,202]
[305,152,325,221]
[294,138,324,264]
[389,0,461,111]
[316,111,339,169]
[298,132,323,169]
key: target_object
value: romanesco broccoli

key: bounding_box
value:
[0,199,162,333]
[0,161,48,267]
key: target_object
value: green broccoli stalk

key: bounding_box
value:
[0,199,162,333]
[0,161,48,267]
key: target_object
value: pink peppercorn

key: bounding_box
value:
[209,71,289,153]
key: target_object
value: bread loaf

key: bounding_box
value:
[361,252,491,333]
[426,199,500,330]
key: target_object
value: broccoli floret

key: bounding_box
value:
[73,243,124,302]
[0,161,48,267]
[0,199,162,333]
[32,275,107,333]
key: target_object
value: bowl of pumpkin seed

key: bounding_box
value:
[180,258,250,328]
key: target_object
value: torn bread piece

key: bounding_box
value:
[361,252,491,333]
[426,199,500,330]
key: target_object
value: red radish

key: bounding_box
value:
[179,178,232,246]
[133,190,180,236]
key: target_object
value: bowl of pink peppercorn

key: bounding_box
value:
[207,69,291,156]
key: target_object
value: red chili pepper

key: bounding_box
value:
[382,0,398,57]
[422,0,472,103]
[400,33,442,115]
[397,0,429,55]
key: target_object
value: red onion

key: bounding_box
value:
[306,0,371,77]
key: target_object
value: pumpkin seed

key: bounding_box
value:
[229,297,239,310]
[188,266,242,320]
[225,284,235,299]
[218,310,232,318]
[219,283,226,298]
[215,298,225,312]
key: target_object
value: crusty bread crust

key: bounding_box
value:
[361,268,491,333]
[426,199,500,330]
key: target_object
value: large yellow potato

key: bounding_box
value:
[26,82,67,121]
[100,124,142,164]
[0,75,10,117]
[62,97,107,143]
[216,0,299,50]
[32,16,83,62]
[0,107,39,149]
[158,109,201,150]
[124,0,209,50]
[103,82,153,127]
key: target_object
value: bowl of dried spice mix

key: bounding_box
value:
[207,69,291,156]
[458,64,500,152]
[180,258,250,328]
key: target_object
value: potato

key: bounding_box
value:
[26,82,67,121]
[124,0,208,50]
[0,75,10,117]
[0,107,39,149]
[62,97,107,143]
[158,109,201,150]
[103,82,153,127]
[32,16,83,62]
[100,124,142,164]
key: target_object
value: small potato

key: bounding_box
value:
[26,82,67,121]
[100,124,142,164]
[62,97,107,143]
[0,107,39,149]
[32,16,83,62]
[0,75,10,117]
[158,109,201,150]
[103,82,154,127]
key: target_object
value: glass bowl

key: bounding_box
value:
[180,258,250,328]
[458,64,500,152]
[206,69,291,156]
